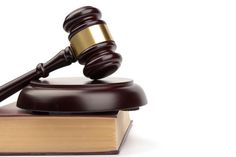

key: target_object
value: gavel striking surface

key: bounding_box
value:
[16,77,147,113]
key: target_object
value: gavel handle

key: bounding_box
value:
[0,47,76,102]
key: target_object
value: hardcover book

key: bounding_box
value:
[0,103,131,155]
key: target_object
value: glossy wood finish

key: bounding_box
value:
[0,47,76,102]
[63,6,104,39]
[63,6,122,79]
[0,6,122,102]
[17,77,147,113]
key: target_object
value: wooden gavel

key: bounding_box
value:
[0,6,122,102]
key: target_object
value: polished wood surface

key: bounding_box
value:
[0,6,122,102]
[0,47,76,102]
[17,77,147,113]
[63,6,122,79]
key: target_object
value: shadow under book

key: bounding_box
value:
[0,77,147,155]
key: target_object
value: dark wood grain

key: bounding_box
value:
[0,47,76,102]
[17,77,147,113]
[63,6,122,79]
[0,6,122,102]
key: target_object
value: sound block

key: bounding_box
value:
[16,77,147,113]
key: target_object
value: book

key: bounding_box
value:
[0,103,132,155]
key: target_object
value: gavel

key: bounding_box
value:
[0,6,122,102]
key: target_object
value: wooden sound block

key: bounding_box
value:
[17,77,147,113]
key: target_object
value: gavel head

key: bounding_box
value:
[63,6,122,79]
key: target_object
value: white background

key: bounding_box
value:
[1,0,236,156]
